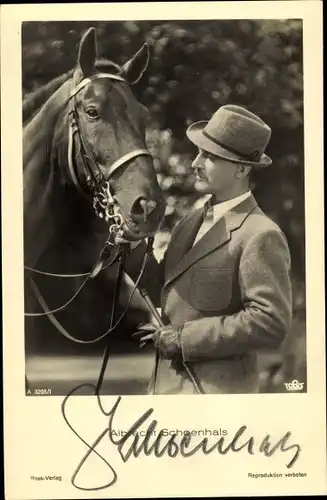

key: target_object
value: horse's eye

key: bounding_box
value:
[85,107,100,119]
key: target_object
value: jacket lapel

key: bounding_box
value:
[165,208,204,272]
[163,194,258,288]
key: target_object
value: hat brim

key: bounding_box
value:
[186,121,272,168]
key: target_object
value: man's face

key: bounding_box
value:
[191,149,238,196]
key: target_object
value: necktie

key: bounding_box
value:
[193,198,215,246]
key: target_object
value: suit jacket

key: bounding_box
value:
[127,194,292,395]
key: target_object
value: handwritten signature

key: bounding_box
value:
[61,383,301,492]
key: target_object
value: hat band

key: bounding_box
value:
[202,130,261,162]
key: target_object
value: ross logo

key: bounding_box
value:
[284,379,304,391]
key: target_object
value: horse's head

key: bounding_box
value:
[64,28,165,241]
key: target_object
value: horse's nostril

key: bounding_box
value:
[130,197,156,223]
[131,198,146,218]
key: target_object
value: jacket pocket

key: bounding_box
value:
[190,268,232,312]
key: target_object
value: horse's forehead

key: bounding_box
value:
[82,80,135,108]
[82,80,110,100]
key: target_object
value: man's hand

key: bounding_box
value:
[133,323,182,360]
[133,323,157,346]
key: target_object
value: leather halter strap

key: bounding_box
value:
[69,72,127,98]
[107,148,151,177]
[67,72,152,194]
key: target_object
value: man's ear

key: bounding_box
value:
[121,44,150,85]
[244,165,252,177]
[77,27,97,77]
[235,164,252,179]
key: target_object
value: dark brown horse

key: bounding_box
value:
[23,28,165,392]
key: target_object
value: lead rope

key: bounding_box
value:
[25,237,121,318]
[28,240,153,344]
[95,248,126,394]
[27,237,203,394]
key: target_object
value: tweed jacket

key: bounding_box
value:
[128,194,292,394]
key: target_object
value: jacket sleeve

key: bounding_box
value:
[179,229,293,361]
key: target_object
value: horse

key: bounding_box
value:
[23,27,166,395]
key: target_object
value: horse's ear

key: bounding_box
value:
[77,27,97,76]
[121,44,149,85]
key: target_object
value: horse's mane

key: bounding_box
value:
[23,59,121,125]
[23,71,73,124]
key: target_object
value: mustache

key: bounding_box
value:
[194,168,207,178]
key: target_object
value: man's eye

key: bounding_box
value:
[86,107,100,119]
[199,150,214,162]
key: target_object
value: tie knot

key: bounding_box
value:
[203,196,214,218]
[203,204,214,222]
[204,195,215,209]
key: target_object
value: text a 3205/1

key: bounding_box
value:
[28,388,52,395]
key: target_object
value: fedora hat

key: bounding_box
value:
[186,104,272,167]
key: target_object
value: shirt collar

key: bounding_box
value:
[212,190,251,223]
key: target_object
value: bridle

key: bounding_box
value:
[67,71,153,237]
[24,71,204,396]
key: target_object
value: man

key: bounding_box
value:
[126,104,292,395]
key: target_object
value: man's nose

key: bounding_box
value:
[191,152,202,169]
[191,152,204,170]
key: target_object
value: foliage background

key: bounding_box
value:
[22,20,306,391]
